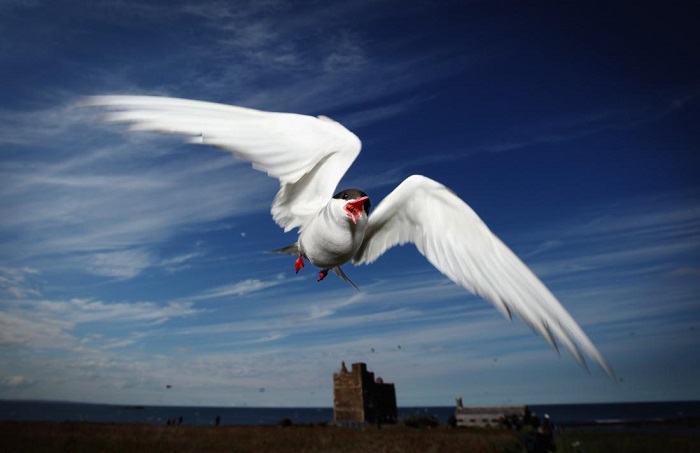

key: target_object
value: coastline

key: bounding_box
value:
[4,400,699,427]
[560,416,700,434]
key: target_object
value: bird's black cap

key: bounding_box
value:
[333,188,371,214]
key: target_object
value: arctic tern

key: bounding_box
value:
[85,95,613,377]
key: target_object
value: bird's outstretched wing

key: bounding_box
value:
[353,175,614,376]
[83,96,361,232]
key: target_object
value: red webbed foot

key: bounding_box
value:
[294,254,305,273]
[318,269,329,282]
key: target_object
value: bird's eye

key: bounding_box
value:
[342,193,348,199]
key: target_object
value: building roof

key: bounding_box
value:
[455,405,526,415]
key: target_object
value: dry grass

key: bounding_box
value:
[553,428,700,453]
[3,421,699,452]
[1,422,521,453]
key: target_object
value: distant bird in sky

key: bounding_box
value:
[85,95,613,377]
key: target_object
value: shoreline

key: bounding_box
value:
[3,414,699,429]
[559,416,700,435]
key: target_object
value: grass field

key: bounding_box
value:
[2,421,699,452]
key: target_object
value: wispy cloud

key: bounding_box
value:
[0,101,95,147]
[187,274,288,302]
[0,310,74,348]
[158,252,202,273]
[49,1,473,121]
[522,192,700,282]
[0,266,41,299]
[480,88,700,153]
[3,296,200,339]
[0,102,281,278]
[0,375,35,388]
[87,249,154,279]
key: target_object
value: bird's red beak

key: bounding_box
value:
[344,196,369,224]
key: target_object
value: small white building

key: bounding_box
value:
[453,397,528,427]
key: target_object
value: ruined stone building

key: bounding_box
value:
[333,362,397,424]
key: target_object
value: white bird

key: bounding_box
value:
[84,95,613,377]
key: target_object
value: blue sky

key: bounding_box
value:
[1,1,699,407]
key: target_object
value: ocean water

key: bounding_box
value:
[1,400,698,428]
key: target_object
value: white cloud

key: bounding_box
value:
[502,191,700,283]
[322,32,367,73]
[41,298,200,325]
[63,1,469,119]
[1,375,35,387]
[0,295,202,353]
[87,249,154,279]
[0,102,279,278]
[158,252,201,273]
[665,267,700,278]
[188,274,288,302]
[0,310,74,348]
[0,266,41,298]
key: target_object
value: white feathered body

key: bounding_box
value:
[298,198,368,269]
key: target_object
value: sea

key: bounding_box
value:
[1,400,699,430]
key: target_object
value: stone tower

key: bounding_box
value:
[333,362,397,424]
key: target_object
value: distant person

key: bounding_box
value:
[542,414,552,435]
[542,414,554,447]
[215,415,221,426]
[528,414,555,453]
[448,413,457,428]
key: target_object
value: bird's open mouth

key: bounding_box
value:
[344,196,369,224]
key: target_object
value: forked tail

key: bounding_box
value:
[333,267,361,292]
[268,243,299,255]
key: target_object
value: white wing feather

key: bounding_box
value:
[83,95,361,232]
[354,175,614,376]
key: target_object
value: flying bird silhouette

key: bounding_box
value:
[85,95,613,377]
